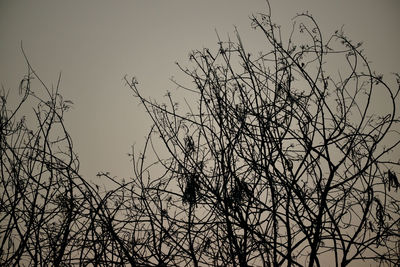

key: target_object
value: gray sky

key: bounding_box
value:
[1,0,399,181]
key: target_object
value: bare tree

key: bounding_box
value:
[2,3,399,267]
[0,53,119,266]
[126,4,400,267]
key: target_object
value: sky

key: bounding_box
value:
[1,0,399,183]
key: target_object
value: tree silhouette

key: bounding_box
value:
[1,3,400,267]
[125,5,400,267]
[0,58,86,265]
[0,52,130,266]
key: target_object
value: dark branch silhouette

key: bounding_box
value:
[1,2,400,266]
[125,5,400,267]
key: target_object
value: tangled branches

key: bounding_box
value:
[1,4,399,267]
[126,7,400,267]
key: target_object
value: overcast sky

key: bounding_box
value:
[1,0,399,181]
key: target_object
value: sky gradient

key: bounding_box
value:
[1,0,399,183]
